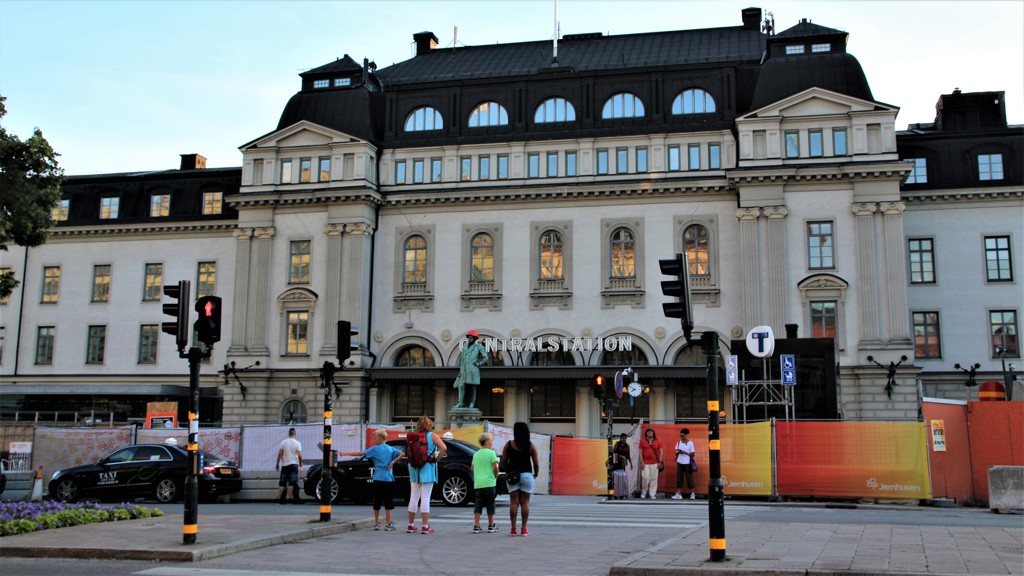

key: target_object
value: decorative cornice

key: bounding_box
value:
[902,188,1023,203]
[49,222,236,238]
[381,180,732,207]
[227,189,384,209]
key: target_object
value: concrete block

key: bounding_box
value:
[988,465,1024,513]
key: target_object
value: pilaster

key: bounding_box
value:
[737,208,762,332]
[880,202,912,345]
[247,227,274,354]
[320,223,344,357]
[228,228,252,354]
[764,207,788,334]
[852,203,882,347]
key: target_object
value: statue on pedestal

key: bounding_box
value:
[453,329,488,409]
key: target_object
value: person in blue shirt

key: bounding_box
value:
[340,428,404,531]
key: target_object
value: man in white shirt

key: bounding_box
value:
[276,428,303,504]
[672,428,696,500]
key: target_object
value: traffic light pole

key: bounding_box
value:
[702,331,726,561]
[183,346,204,545]
[320,361,336,522]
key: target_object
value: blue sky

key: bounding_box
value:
[1,0,1021,175]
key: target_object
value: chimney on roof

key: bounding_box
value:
[413,31,439,56]
[180,154,207,170]
[742,7,762,31]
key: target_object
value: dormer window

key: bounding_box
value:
[785,45,805,55]
[334,78,351,87]
[812,43,831,53]
[405,106,443,132]
[313,79,329,89]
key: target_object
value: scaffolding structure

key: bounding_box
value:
[731,356,795,422]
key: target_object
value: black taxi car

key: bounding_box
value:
[48,443,242,503]
[304,438,507,506]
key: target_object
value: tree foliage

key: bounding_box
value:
[0,95,65,299]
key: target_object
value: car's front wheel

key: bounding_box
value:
[54,478,80,503]
[441,473,471,506]
[154,477,181,503]
[314,472,341,504]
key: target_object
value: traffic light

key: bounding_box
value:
[338,320,359,364]
[194,295,222,348]
[162,280,191,353]
[660,252,694,341]
[593,374,605,399]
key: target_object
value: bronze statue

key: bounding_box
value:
[453,329,488,409]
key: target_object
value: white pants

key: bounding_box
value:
[642,463,660,496]
[408,482,433,514]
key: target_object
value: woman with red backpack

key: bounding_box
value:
[405,416,446,534]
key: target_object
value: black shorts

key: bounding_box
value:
[473,486,497,515]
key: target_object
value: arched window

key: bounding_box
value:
[602,346,649,366]
[601,92,645,119]
[468,101,509,127]
[395,345,435,367]
[404,106,443,132]
[539,230,564,280]
[672,88,717,115]
[403,235,428,285]
[280,399,308,424]
[529,349,575,366]
[683,224,710,277]
[610,227,635,278]
[470,232,494,283]
[534,97,576,123]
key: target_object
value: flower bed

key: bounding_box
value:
[0,501,163,537]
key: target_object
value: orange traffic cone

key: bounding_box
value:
[29,466,43,502]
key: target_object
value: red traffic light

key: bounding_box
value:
[194,296,222,347]
[593,374,604,399]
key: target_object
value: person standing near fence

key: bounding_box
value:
[275,427,303,504]
[672,428,696,500]
[406,416,446,534]
[502,421,539,536]
[639,427,663,499]
[340,428,403,531]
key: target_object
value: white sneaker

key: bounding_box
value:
[650,494,657,500]
[690,492,696,500]
[671,494,683,500]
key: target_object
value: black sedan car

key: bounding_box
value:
[304,438,506,506]
[48,443,242,504]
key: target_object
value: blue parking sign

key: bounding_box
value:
[781,354,796,385]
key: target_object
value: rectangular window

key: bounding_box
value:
[529,382,576,419]
[35,326,55,365]
[395,160,407,184]
[812,43,831,53]
[319,157,331,182]
[143,263,163,301]
[906,158,927,184]
[616,148,628,174]
[100,197,119,219]
[289,240,311,284]
[138,324,159,364]
[334,77,350,87]
[565,151,577,176]
[197,261,216,297]
[497,155,509,179]
[286,311,309,355]
[313,79,329,89]
[52,199,70,222]
[413,159,424,183]
[252,159,264,185]
[708,143,721,169]
[280,159,293,184]
[478,156,490,180]
[202,192,222,215]
[785,131,800,158]
[41,266,60,303]
[833,129,848,156]
[547,152,558,177]
[985,236,1013,281]
[299,158,312,183]
[978,153,1004,180]
[430,158,442,183]
[908,239,935,284]
[636,147,648,173]
[528,153,540,178]
[688,144,700,170]
[990,310,1019,358]
[92,265,111,302]
[785,44,805,54]
[596,149,609,175]
[150,194,170,218]
[86,325,106,364]
[668,145,680,171]
[460,156,472,181]
[913,312,941,359]
[809,130,824,157]
[810,301,838,338]
[807,221,834,269]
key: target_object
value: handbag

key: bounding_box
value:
[506,469,521,485]
[657,461,665,472]
[690,458,698,473]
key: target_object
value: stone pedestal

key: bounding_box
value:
[448,408,482,428]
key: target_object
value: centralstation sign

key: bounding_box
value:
[478,335,633,354]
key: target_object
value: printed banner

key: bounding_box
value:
[776,421,931,499]
[137,427,241,463]
[649,422,772,496]
[34,427,134,484]
[549,436,608,495]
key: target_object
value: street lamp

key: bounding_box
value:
[994,344,1014,401]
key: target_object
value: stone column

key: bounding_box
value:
[247,227,274,354]
[737,208,762,332]
[433,383,449,426]
[343,223,374,358]
[228,228,253,354]
[575,383,596,438]
[320,223,344,358]
[649,383,668,422]
[880,202,912,345]
[764,207,788,334]
[852,203,881,347]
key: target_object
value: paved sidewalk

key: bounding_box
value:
[0,502,1021,575]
